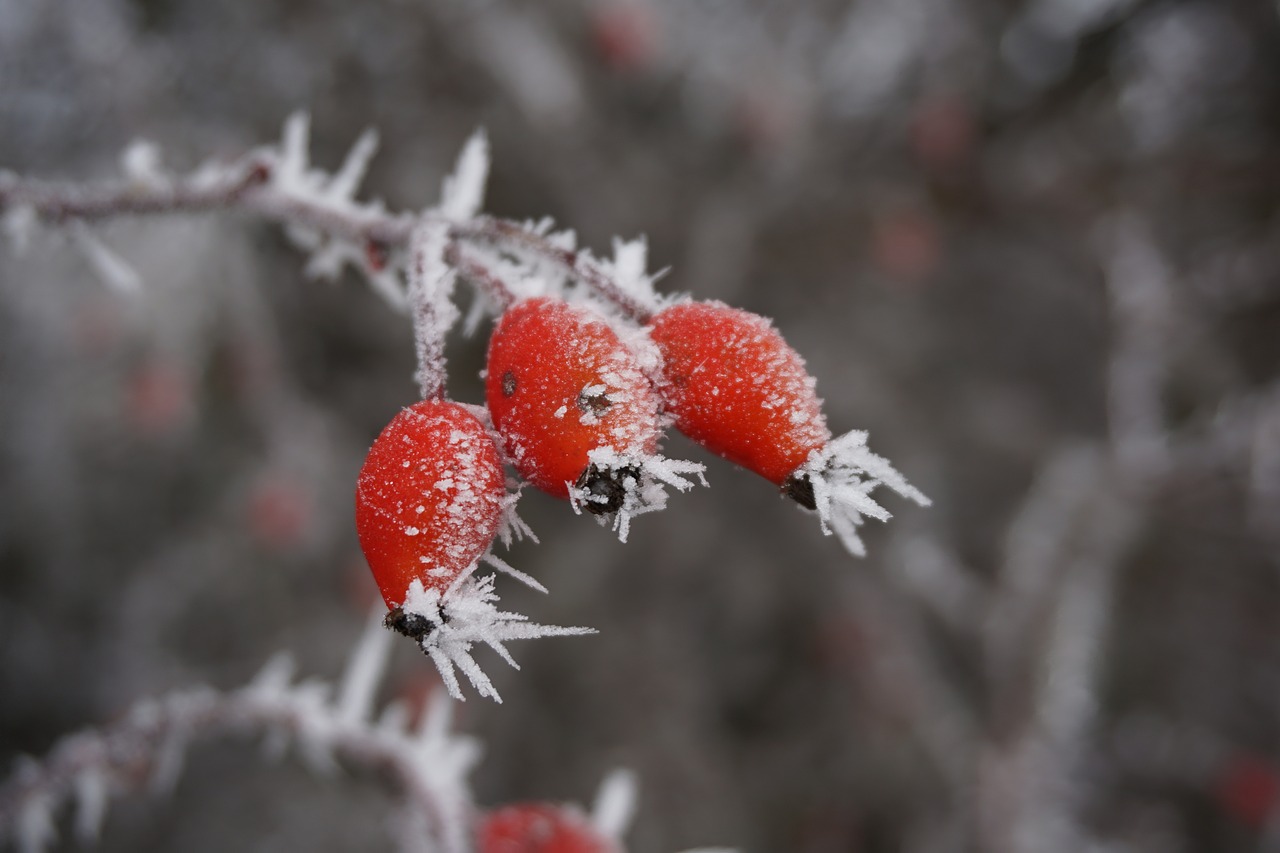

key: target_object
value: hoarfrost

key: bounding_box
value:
[567,447,707,543]
[439,130,489,222]
[72,223,142,294]
[591,768,638,840]
[798,430,930,557]
[408,221,459,399]
[401,575,594,702]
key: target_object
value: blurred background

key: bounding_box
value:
[2,0,1279,850]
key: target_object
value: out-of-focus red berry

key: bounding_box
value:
[476,803,618,853]
[910,95,976,173]
[126,361,192,436]
[1216,755,1280,829]
[589,3,658,72]
[871,209,940,284]
[248,478,310,551]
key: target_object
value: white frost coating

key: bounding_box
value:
[439,130,490,222]
[121,139,165,187]
[591,768,638,841]
[278,111,312,190]
[2,203,36,255]
[566,447,708,544]
[401,575,595,703]
[257,113,410,309]
[496,485,539,548]
[798,430,930,557]
[598,236,672,316]
[72,769,108,842]
[71,223,142,294]
[480,551,547,594]
[0,620,490,853]
[408,220,460,399]
[336,608,394,725]
[16,788,53,853]
[328,129,379,203]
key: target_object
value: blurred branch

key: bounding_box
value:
[0,615,479,853]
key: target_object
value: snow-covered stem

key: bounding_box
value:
[444,242,518,311]
[0,618,479,853]
[0,159,412,249]
[0,139,650,322]
[408,221,459,400]
[453,217,655,323]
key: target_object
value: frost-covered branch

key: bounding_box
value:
[0,115,660,324]
[0,614,480,853]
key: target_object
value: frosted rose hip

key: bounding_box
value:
[355,400,505,608]
[648,300,829,491]
[476,803,619,853]
[648,299,929,556]
[486,297,660,506]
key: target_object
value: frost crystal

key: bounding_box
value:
[596,236,671,317]
[400,575,594,703]
[439,130,490,222]
[591,768,638,841]
[798,430,931,557]
[71,223,142,294]
[567,447,707,543]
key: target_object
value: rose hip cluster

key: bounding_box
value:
[355,285,928,699]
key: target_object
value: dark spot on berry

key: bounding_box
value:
[384,605,446,643]
[502,370,517,397]
[577,384,611,416]
[783,471,817,510]
[574,463,641,515]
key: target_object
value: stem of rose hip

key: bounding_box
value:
[450,217,653,323]
[443,243,518,311]
[1,158,647,321]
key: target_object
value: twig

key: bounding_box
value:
[0,134,651,323]
[0,616,479,853]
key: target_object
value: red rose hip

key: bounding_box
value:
[476,803,619,853]
[486,296,703,540]
[648,300,929,556]
[355,399,506,609]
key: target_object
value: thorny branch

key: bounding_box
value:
[0,616,479,853]
[0,124,654,324]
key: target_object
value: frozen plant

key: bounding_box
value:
[0,614,697,853]
[0,114,927,699]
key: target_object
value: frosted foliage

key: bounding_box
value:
[798,430,931,557]
[568,447,707,543]
[401,576,594,702]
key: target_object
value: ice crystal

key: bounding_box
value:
[567,447,707,543]
[798,430,930,557]
[401,575,594,703]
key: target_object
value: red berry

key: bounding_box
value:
[476,804,619,853]
[1217,755,1280,829]
[648,300,928,555]
[355,400,506,610]
[486,297,662,510]
[648,300,828,489]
